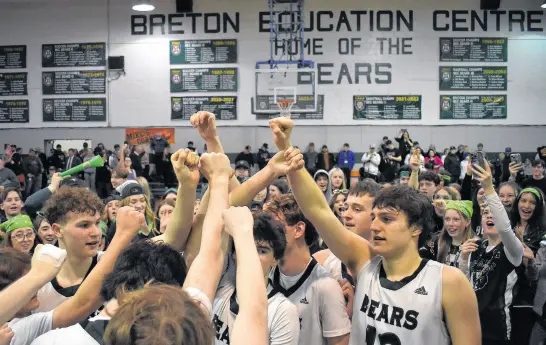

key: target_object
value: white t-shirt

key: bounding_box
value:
[211,280,300,345]
[34,252,104,313]
[9,311,54,345]
[270,258,351,345]
[322,254,343,282]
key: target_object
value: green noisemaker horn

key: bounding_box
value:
[60,155,104,177]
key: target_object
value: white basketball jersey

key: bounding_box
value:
[270,258,351,345]
[349,256,450,345]
[322,254,343,281]
[211,281,300,345]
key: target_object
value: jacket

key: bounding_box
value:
[337,150,355,170]
[444,153,461,177]
[361,152,381,176]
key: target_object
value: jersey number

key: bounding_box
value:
[366,325,401,345]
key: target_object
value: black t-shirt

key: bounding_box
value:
[129,152,142,176]
[522,177,546,196]
[470,242,518,341]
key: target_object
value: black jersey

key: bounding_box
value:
[470,241,518,341]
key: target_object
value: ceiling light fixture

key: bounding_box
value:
[132,1,155,11]
[542,0,546,8]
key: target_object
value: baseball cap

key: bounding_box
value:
[60,177,87,188]
[235,160,250,170]
[505,147,512,153]
[119,181,145,199]
[450,146,456,150]
[369,144,376,149]
[163,188,177,199]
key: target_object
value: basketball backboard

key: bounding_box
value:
[253,63,317,114]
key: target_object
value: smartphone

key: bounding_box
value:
[510,153,522,165]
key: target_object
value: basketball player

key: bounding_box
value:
[264,194,351,345]
[269,117,481,345]
[313,179,380,281]
[34,149,200,312]
[211,211,300,345]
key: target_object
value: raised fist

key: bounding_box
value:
[199,152,232,181]
[190,111,217,141]
[116,206,146,238]
[171,149,200,186]
[269,117,294,150]
[31,244,67,280]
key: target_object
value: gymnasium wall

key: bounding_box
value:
[0,0,544,153]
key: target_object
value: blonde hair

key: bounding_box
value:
[104,285,213,345]
[136,177,152,203]
[437,209,474,263]
[329,168,347,189]
[121,194,158,235]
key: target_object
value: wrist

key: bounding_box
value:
[29,267,57,283]
[48,184,58,193]
[209,175,230,185]
[278,140,292,151]
[483,186,495,195]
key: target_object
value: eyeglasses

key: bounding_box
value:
[333,189,349,195]
[433,194,451,200]
[13,231,35,242]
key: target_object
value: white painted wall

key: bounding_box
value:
[0,0,544,152]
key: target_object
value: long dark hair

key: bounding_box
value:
[510,188,546,239]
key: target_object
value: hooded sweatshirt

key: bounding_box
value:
[313,169,332,201]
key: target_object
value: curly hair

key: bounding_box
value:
[43,187,104,225]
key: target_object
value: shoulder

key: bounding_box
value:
[313,249,332,265]
[441,265,470,293]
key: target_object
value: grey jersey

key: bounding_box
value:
[349,256,450,345]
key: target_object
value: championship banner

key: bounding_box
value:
[125,128,175,145]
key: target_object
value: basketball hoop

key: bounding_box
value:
[277,99,295,118]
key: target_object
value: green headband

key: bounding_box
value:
[520,188,541,200]
[400,171,410,177]
[439,174,451,182]
[0,215,33,233]
[445,200,473,219]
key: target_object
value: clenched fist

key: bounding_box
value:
[190,111,217,142]
[199,152,232,181]
[222,206,254,238]
[171,149,200,186]
[31,244,67,280]
[116,206,146,238]
[269,117,294,150]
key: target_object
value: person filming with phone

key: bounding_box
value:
[510,158,546,195]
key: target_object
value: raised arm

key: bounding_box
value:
[408,154,420,190]
[152,149,199,251]
[229,150,303,207]
[183,153,231,303]
[269,117,371,275]
[223,207,268,345]
[473,161,523,266]
[52,207,141,328]
[0,245,66,325]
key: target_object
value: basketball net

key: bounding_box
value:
[277,99,295,119]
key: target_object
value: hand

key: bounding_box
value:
[49,172,65,193]
[523,244,535,261]
[409,155,420,172]
[190,111,217,141]
[122,143,128,151]
[222,206,254,238]
[283,147,305,173]
[509,162,522,177]
[198,152,232,181]
[171,149,200,186]
[31,244,67,280]
[471,159,493,190]
[461,238,480,261]
[268,148,304,176]
[0,324,13,345]
[115,206,146,239]
[269,117,294,150]
[339,279,354,319]
[0,186,4,193]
